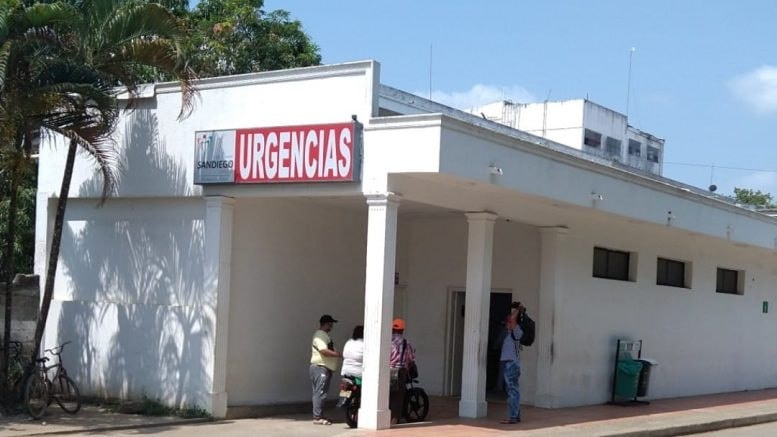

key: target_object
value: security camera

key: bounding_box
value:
[488,166,503,176]
[591,193,604,201]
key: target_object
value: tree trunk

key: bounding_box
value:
[30,140,77,365]
[1,157,20,397]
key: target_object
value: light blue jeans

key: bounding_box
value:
[503,360,521,420]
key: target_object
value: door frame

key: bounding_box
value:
[442,286,513,396]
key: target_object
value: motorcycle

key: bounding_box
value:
[337,374,430,428]
[403,376,430,423]
[337,375,361,428]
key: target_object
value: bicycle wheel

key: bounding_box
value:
[24,374,49,419]
[53,374,81,414]
[403,387,429,422]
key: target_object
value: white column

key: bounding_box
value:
[535,226,568,408]
[459,212,497,418]
[359,193,400,430]
[204,196,235,418]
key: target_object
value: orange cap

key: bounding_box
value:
[392,318,406,330]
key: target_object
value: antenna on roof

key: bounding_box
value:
[428,43,433,100]
[626,47,636,118]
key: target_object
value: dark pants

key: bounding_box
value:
[310,364,332,419]
[389,367,408,422]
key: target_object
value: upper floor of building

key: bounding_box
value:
[466,99,665,175]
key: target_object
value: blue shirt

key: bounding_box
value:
[500,325,523,365]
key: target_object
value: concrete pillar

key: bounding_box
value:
[204,196,235,418]
[535,226,568,408]
[459,212,497,418]
[359,193,400,430]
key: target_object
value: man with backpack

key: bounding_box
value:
[499,302,534,424]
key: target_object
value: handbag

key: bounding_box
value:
[408,361,419,380]
[389,367,401,391]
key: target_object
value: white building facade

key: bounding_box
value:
[35,61,777,430]
[468,99,665,175]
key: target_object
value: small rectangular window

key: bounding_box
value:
[584,129,602,148]
[647,146,660,163]
[628,139,641,156]
[716,268,742,294]
[593,247,631,281]
[605,137,622,156]
[657,257,687,288]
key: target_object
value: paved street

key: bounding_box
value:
[5,389,777,437]
[692,421,777,436]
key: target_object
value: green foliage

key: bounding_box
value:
[733,187,775,208]
[183,0,320,78]
[0,159,35,274]
[141,395,211,418]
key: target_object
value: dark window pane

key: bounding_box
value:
[593,247,631,281]
[667,260,685,287]
[657,258,668,284]
[607,251,629,280]
[584,129,602,148]
[628,139,641,156]
[606,137,622,156]
[593,247,608,278]
[716,268,740,294]
[647,146,660,163]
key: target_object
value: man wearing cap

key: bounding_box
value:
[499,303,524,424]
[389,318,416,424]
[310,314,341,425]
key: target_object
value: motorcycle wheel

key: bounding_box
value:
[403,387,429,422]
[345,401,359,428]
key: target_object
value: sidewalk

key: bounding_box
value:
[3,388,777,436]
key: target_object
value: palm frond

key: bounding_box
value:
[99,2,185,49]
[100,38,197,119]
[42,121,118,201]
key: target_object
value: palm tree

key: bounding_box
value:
[0,0,87,395]
[30,0,196,368]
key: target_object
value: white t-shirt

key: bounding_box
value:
[340,339,364,377]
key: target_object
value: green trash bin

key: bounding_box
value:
[615,359,643,399]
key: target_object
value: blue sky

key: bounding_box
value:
[262,0,777,196]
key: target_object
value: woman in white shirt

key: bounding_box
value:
[341,325,364,382]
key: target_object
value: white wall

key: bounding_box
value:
[43,197,212,409]
[37,62,379,199]
[552,214,777,406]
[436,117,777,252]
[400,216,540,400]
[226,198,368,405]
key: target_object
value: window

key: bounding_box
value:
[716,268,742,295]
[657,258,688,288]
[605,137,622,156]
[628,139,641,157]
[584,129,602,148]
[593,247,631,281]
[647,146,660,163]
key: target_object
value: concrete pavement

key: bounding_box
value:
[4,388,777,436]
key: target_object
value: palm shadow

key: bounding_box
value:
[55,109,212,410]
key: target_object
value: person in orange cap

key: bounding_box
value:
[388,318,416,424]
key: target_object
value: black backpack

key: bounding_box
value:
[518,313,535,347]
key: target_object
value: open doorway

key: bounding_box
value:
[443,288,513,396]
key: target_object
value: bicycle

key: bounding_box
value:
[24,341,81,419]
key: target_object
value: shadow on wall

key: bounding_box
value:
[55,110,212,408]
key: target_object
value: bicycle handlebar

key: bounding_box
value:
[44,340,71,356]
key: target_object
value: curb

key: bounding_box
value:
[603,412,777,436]
[12,417,213,436]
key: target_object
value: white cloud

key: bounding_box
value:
[416,84,535,110]
[728,66,777,113]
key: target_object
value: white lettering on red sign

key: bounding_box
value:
[235,123,354,183]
